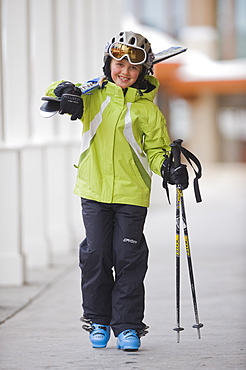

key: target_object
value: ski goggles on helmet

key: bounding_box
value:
[109,42,147,65]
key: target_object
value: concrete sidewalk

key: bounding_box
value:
[0,164,246,370]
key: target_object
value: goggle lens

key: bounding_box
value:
[109,43,146,65]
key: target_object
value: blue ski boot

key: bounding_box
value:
[117,329,140,351]
[89,323,110,348]
[81,318,110,348]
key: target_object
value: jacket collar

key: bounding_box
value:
[104,75,159,103]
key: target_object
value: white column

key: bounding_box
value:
[180,9,220,163]
[188,94,220,162]
[28,0,57,143]
[43,145,75,260]
[0,150,25,286]
[0,0,30,286]
[1,0,29,143]
[20,147,50,268]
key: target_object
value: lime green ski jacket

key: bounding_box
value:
[46,75,171,207]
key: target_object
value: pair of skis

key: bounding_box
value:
[170,139,203,343]
[40,46,187,118]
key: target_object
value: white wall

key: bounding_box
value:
[0,0,125,286]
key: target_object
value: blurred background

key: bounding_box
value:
[0,0,245,287]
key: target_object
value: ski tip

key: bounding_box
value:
[39,96,60,118]
[39,107,58,118]
[153,46,187,64]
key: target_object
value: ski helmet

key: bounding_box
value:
[105,31,154,69]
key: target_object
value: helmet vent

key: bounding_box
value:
[129,37,136,45]
[111,37,115,43]
[119,37,124,42]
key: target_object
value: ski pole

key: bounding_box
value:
[180,191,203,339]
[171,139,203,341]
[173,185,184,343]
[171,140,185,342]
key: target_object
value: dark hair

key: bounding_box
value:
[102,56,113,82]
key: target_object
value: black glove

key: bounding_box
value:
[59,94,83,120]
[172,164,189,190]
[54,81,81,97]
[161,158,189,190]
[54,81,83,120]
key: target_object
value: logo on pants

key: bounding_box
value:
[123,238,137,244]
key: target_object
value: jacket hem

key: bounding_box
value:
[73,188,150,208]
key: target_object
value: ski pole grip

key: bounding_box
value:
[170,139,183,167]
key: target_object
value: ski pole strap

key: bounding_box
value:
[161,155,172,204]
[170,139,202,203]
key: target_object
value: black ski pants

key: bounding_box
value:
[79,198,149,337]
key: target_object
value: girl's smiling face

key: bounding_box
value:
[110,58,142,89]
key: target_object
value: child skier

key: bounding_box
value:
[45,31,188,351]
